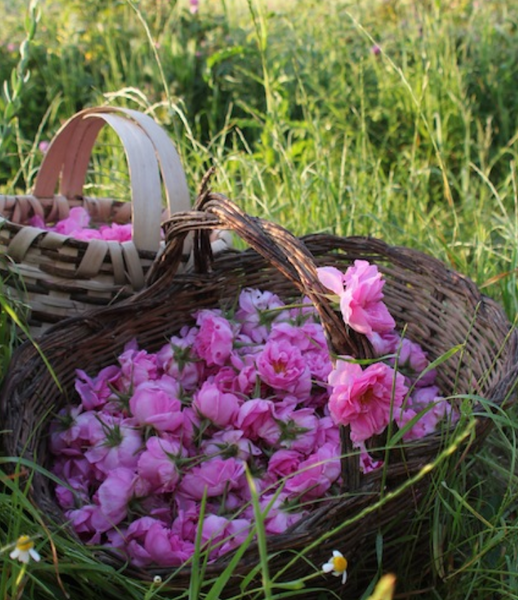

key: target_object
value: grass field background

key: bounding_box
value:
[0,0,517,598]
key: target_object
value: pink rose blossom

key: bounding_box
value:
[367,330,401,357]
[93,467,136,529]
[144,522,195,566]
[75,365,120,411]
[119,347,158,388]
[156,327,203,391]
[317,262,395,335]
[192,381,240,428]
[358,446,384,473]
[256,339,311,398]
[236,288,286,343]
[328,359,408,443]
[49,405,84,456]
[277,408,319,454]
[201,515,251,559]
[66,505,102,544]
[171,503,200,542]
[236,399,277,441]
[269,322,315,351]
[284,442,341,500]
[396,386,451,440]
[129,377,182,432]
[53,206,91,235]
[201,429,261,461]
[267,449,302,478]
[194,310,234,366]
[85,417,142,475]
[137,436,183,494]
[395,338,437,387]
[259,493,306,534]
[179,458,245,500]
[121,516,158,566]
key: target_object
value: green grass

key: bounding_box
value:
[1,0,518,598]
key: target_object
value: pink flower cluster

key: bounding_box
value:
[318,261,454,447]
[50,289,342,567]
[29,207,133,242]
[50,261,454,568]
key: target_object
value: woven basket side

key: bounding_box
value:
[1,194,517,596]
[0,106,196,334]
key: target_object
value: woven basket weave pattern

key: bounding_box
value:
[0,106,191,336]
[1,192,517,597]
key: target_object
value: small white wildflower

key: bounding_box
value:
[153,575,162,585]
[322,550,348,584]
[9,535,41,564]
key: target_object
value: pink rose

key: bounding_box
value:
[284,442,341,500]
[75,365,120,411]
[52,206,90,235]
[85,416,142,475]
[129,377,182,432]
[328,359,408,443]
[192,381,240,427]
[256,339,311,398]
[144,522,195,566]
[66,505,102,544]
[93,467,136,529]
[194,310,234,366]
[367,331,401,357]
[179,458,245,500]
[137,436,182,494]
[98,223,133,243]
[395,338,437,387]
[201,515,251,559]
[122,516,158,566]
[396,386,451,440]
[49,405,84,457]
[269,322,315,351]
[267,449,302,478]
[201,429,261,461]
[119,347,158,388]
[171,503,200,542]
[156,327,203,391]
[236,399,277,441]
[317,262,396,335]
[314,415,340,448]
[235,288,286,343]
[259,493,306,534]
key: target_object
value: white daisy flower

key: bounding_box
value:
[9,535,41,564]
[322,550,348,584]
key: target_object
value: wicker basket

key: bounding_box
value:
[1,191,517,598]
[0,106,191,336]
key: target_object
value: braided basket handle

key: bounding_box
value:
[153,192,371,359]
[32,107,190,253]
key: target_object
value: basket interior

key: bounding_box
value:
[1,233,516,592]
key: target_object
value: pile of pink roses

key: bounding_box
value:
[49,260,454,568]
[29,207,134,242]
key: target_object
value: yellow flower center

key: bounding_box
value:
[272,359,287,374]
[16,535,34,552]
[332,555,348,572]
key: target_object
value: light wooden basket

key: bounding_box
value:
[0,106,191,336]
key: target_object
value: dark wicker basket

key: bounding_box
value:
[1,191,517,598]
